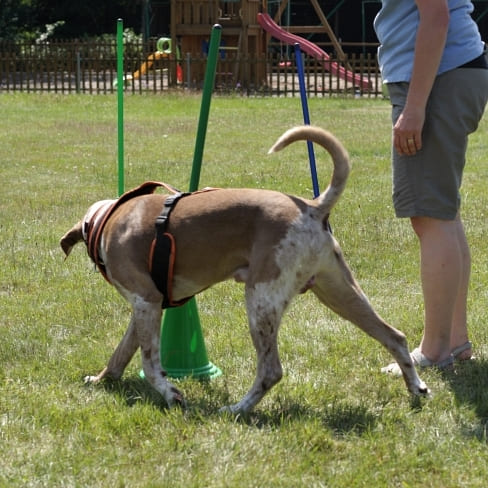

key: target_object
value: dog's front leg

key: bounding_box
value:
[86,298,184,408]
[135,300,185,408]
[85,313,140,384]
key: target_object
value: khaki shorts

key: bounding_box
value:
[388,67,488,220]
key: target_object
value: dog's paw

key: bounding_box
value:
[218,405,235,415]
[83,367,112,385]
[84,375,101,385]
[411,380,431,397]
[165,386,186,409]
[218,403,250,416]
[409,381,432,410]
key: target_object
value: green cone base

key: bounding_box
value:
[163,362,221,380]
[140,298,221,380]
[139,361,221,381]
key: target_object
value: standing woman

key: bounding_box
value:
[374,0,488,373]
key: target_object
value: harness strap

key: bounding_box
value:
[149,192,192,308]
[149,186,221,308]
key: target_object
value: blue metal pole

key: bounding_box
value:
[294,43,319,198]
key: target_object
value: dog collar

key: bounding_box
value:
[82,200,116,244]
[83,181,179,282]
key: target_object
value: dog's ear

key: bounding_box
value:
[60,222,84,258]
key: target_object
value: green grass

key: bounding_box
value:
[1,93,488,487]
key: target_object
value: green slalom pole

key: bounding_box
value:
[116,18,125,196]
[188,24,222,192]
[159,25,223,379]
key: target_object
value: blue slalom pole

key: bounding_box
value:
[294,43,319,198]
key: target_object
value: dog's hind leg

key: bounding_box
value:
[221,285,285,414]
[312,265,429,397]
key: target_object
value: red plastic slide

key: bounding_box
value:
[257,13,372,91]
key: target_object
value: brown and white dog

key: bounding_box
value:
[60,125,428,413]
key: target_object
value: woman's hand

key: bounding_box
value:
[393,105,424,156]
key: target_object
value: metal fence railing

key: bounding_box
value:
[0,40,383,97]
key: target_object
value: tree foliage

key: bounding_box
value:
[0,0,144,40]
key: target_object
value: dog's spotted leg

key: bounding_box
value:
[132,299,185,408]
[221,286,285,414]
[312,264,429,397]
[85,293,185,407]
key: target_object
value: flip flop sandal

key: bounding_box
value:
[451,341,473,362]
[381,347,454,376]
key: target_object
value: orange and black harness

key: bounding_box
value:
[148,188,193,309]
[83,181,198,309]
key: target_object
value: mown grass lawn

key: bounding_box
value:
[1,92,488,487]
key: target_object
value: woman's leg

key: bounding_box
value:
[411,213,471,363]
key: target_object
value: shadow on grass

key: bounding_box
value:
[93,364,488,441]
[444,358,488,440]
[245,401,378,436]
[97,375,171,410]
[94,374,378,435]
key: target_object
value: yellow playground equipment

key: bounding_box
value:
[133,37,182,82]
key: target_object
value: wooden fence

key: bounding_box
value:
[0,40,383,97]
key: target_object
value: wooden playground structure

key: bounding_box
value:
[170,0,266,84]
[169,0,371,90]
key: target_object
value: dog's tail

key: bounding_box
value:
[60,221,84,258]
[268,125,350,218]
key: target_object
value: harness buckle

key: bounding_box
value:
[155,192,186,230]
